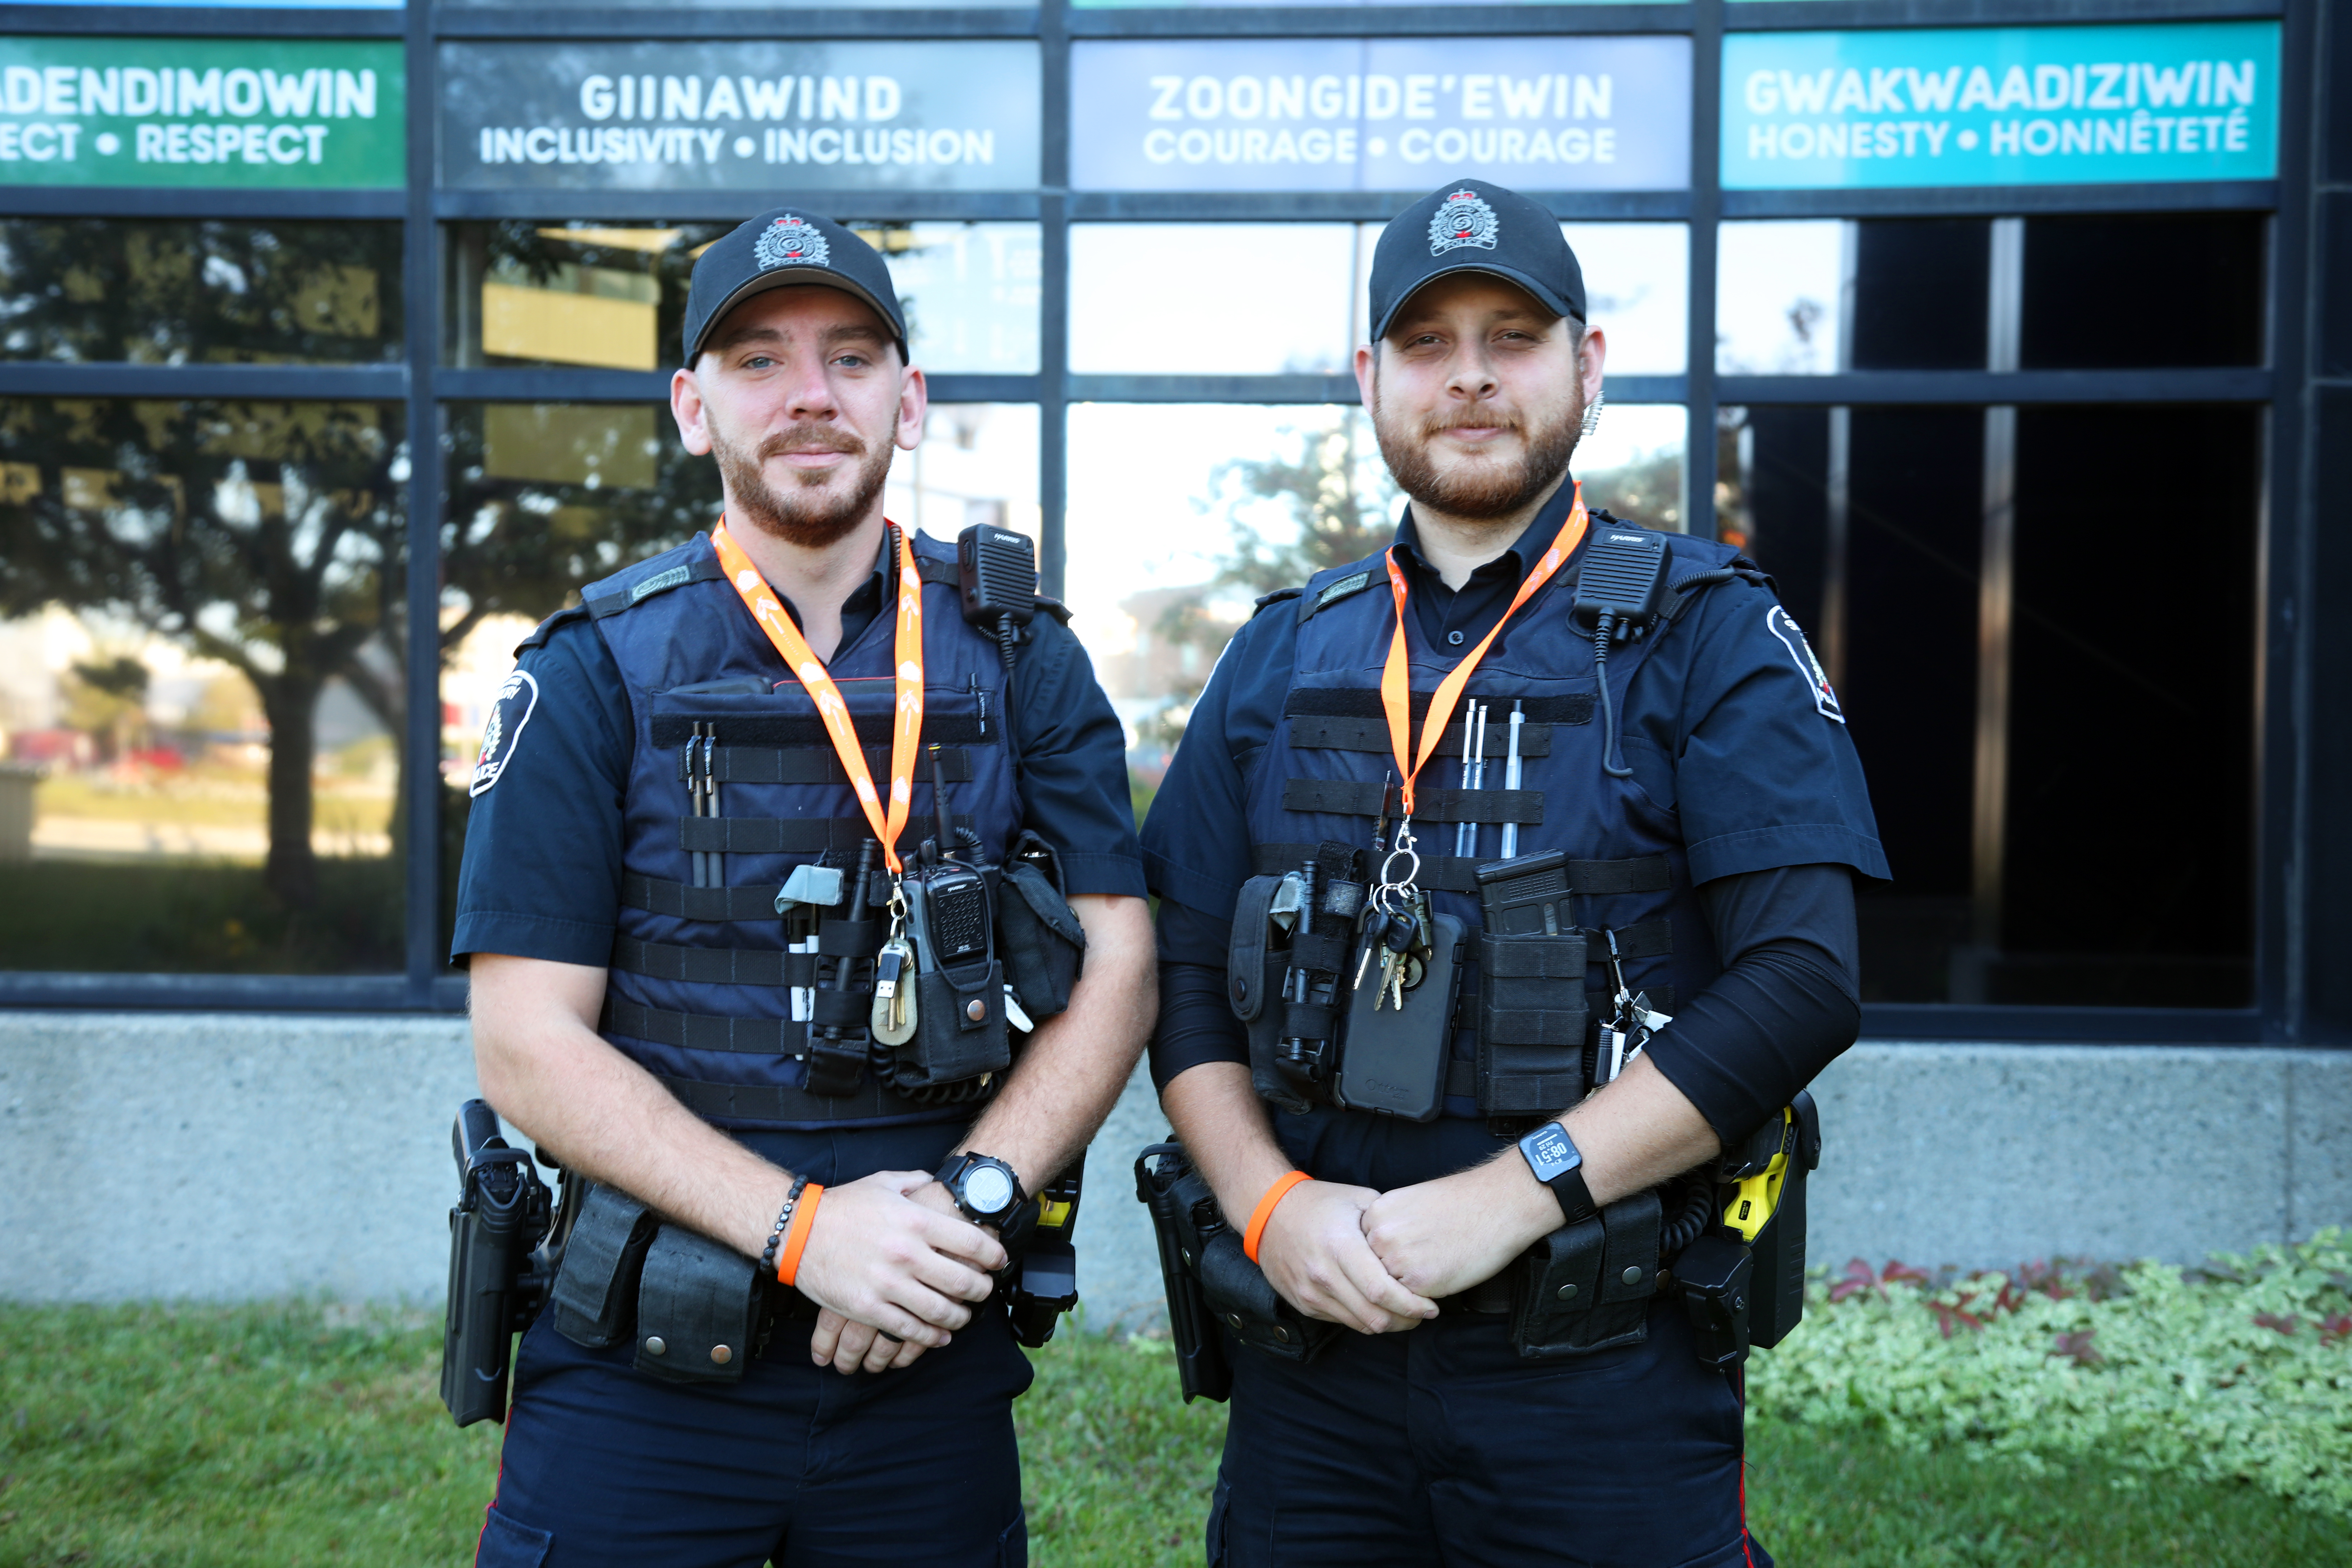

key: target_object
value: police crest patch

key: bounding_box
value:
[470,670,540,797]
[1765,605,1845,724]
[753,215,829,272]
[1428,190,1499,256]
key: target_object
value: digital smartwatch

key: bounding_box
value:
[1517,1122,1597,1225]
[935,1152,1026,1227]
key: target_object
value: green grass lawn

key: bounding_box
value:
[0,1301,2337,1567]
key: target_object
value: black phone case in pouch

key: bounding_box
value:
[1334,913,1464,1122]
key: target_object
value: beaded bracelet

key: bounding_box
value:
[761,1175,811,1281]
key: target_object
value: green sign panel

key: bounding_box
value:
[1723,22,2279,189]
[0,37,403,187]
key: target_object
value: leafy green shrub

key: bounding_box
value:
[1749,1229,2352,1518]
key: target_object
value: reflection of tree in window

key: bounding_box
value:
[0,220,399,365]
[0,397,404,909]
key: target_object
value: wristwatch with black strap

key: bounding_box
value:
[1517,1121,1598,1225]
[935,1151,1026,1228]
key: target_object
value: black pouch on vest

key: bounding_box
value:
[549,1181,659,1350]
[633,1224,765,1386]
[1508,1186,1662,1358]
[997,831,1088,1022]
[1271,843,1366,1105]
[1334,912,1464,1122]
[1229,873,1308,1114]
[901,862,1012,1089]
[1474,852,1591,1116]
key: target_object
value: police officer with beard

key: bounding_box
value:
[1142,181,1886,1566]
[453,209,1155,1565]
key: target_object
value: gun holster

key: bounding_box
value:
[1135,1141,1336,1403]
[1507,1185,1661,1358]
[439,1100,557,1429]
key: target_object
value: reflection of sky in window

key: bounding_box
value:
[1716,220,1845,375]
[1070,222,1689,376]
[1070,225,1359,375]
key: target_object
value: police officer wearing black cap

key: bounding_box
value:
[1142,179,1886,1566]
[453,207,1155,1565]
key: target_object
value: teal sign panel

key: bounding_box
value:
[1722,22,2279,189]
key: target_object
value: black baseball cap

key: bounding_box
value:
[680,207,908,367]
[1367,179,1586,344]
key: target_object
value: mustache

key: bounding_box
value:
[1422,408,1525,439]
[757,426,865,458]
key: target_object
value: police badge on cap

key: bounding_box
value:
[753,214,831,272]
[1428,190,1500,255]
[470,670,540,796]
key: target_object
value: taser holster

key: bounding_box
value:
[1675,1091,1821,1368]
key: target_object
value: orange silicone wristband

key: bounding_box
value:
[1241,1171,1312,1265]
[775,1182,824,1286]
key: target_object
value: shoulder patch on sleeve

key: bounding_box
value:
[470,670,541,796]
[1765,605,1845,724]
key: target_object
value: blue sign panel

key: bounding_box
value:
[1723,22,2280,189]
[1072,38,1690,192]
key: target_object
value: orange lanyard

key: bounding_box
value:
[712,521,926,876]
[1379,483,1589,830]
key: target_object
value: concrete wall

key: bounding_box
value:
[2,1012,2346,1320]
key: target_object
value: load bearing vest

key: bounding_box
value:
[1238,521,1749,1119]
[579,529,1026,1130]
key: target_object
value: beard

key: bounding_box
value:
[710,413,897,549]
[1372,380,1582,521]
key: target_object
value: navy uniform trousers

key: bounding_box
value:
[1208,1300,1770,1568]
[475,1123,1032,1568]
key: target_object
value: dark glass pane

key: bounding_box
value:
[1850,219,1989,371]
[443,220,1041,374]
[2020,214,2264,369]
[0,397,407,972]
[0,220,402,365]
[1723,405,1831,635]
[1845,409,1984,1002]
[2001,404,2257,1006]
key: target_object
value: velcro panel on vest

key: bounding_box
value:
[1593,918,1674,961]
[678,815,973,855]
[808,989,869,1027]
[633,1225,761,1386]
[681,746,975,786]
[1287,715,1558,757]
[624,874,789,923]
[611,936,814,987]
[604,997,799,1055]
[1282,779,1543,826]
[816,919,879,957]
[657,1071,931,1125]
[1253,844,1669,900]
[652,714,991,748]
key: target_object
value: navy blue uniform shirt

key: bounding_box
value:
[1142,483,1889,1146]
[452,535,1145,968]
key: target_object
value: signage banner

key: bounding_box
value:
[1071,38,1690,192]
[0,37,402,188]
[440,42,1039,192]
[1722,22,2280,189]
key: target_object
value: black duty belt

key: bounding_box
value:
[1251,843,1672,899]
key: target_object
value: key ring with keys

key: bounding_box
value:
[1374,820,1422,914]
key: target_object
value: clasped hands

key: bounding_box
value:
[1256,1157,1567,1335]
[787,1169,1006,1377]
